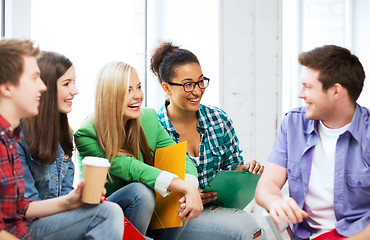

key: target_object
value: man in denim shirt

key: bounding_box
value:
[256,45,370,239]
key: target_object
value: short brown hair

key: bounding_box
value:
[0,38,40,86]
[298,45,365,103]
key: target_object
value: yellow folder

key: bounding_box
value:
[150,142,187,230]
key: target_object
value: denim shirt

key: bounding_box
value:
[269,104,370,239]
[17,132,74,201]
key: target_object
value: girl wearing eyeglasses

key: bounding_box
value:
[151,42,266,240]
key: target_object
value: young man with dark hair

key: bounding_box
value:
[0,38,124,240]
[255,45,370,240]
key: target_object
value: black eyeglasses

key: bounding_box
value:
[167,77,210,92]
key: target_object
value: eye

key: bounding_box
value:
[184,82,193,88]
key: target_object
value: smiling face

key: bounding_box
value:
[164,62,205,113]
[298,67,334,121]
[11,56,47,120]
[57,65,79,114]
[123,70,143,122]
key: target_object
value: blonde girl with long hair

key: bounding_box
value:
[75,61,202,239]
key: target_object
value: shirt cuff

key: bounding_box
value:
[154,171,178,197]
[185,173,199,188]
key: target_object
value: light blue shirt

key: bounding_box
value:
[17,132,74,201]
[269,104,370,239]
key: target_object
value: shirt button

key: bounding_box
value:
[365,117,368,121]
[288,169,291,173]
[0,131,4,136]
[358,181,362,186]
[64,154,69,159]
[9,145,13,150]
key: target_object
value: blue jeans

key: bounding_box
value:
[28,201,124,240]
[178,205,266,240]
[108,182,156,235]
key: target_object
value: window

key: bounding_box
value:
[30,0,220,131]
[31,0,147,131]
[1,0,4,38]
[282,0,370,116]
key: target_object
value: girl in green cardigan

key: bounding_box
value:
[74,61,202,239]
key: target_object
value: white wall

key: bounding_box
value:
[220,0,282,164]
[146,0,220,111]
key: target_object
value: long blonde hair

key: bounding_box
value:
[94,61,153,165]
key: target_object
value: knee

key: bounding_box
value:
[101,201,125,222]
[130,182,156,210]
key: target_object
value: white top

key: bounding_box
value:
[155,172,199,197]
[188,155,200,166]
[304,121,350,238]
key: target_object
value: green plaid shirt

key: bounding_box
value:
[158,103,244,189]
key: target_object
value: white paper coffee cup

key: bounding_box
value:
[81,156,110,204]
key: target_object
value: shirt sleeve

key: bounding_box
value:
[74,121,162,189]
[61,156,75,196]
[17,140,42,201]
[17,197,32,217]
[267,113,289,168]
[185,173,199,187]
[154,171,178,197]
[220,111,244,170]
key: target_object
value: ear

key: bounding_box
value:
[0,82,14,98]
[331,83,343,99]
[162,82,172,96]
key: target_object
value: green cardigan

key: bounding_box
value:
[74,108,198,196]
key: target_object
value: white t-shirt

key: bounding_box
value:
[304,120,350,238]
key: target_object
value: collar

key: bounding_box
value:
[302,104,366,142]
[158,102,178,134]
[0,114,20,140]
[160,100,208,132]
[347,104,368,142]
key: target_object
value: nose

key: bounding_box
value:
[297,86,305,99]
[39,77,47,92]
[191,83,203,95]
[71,82,79,95]
[132,88,143,100]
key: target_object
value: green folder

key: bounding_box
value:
[202,171,261,209]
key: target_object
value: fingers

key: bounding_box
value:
[181,204,203,221]
[178,188,203,220]
[178,196,186,204]
[246,160,264,174]
[75,179,85,193]
[200,191,217,204]
[248,160,257,173]
[100,188,107,202]
[269,197,308,225]
[256,164,264,175]
[177,202,186,215]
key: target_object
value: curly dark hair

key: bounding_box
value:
[150,41,200,84]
